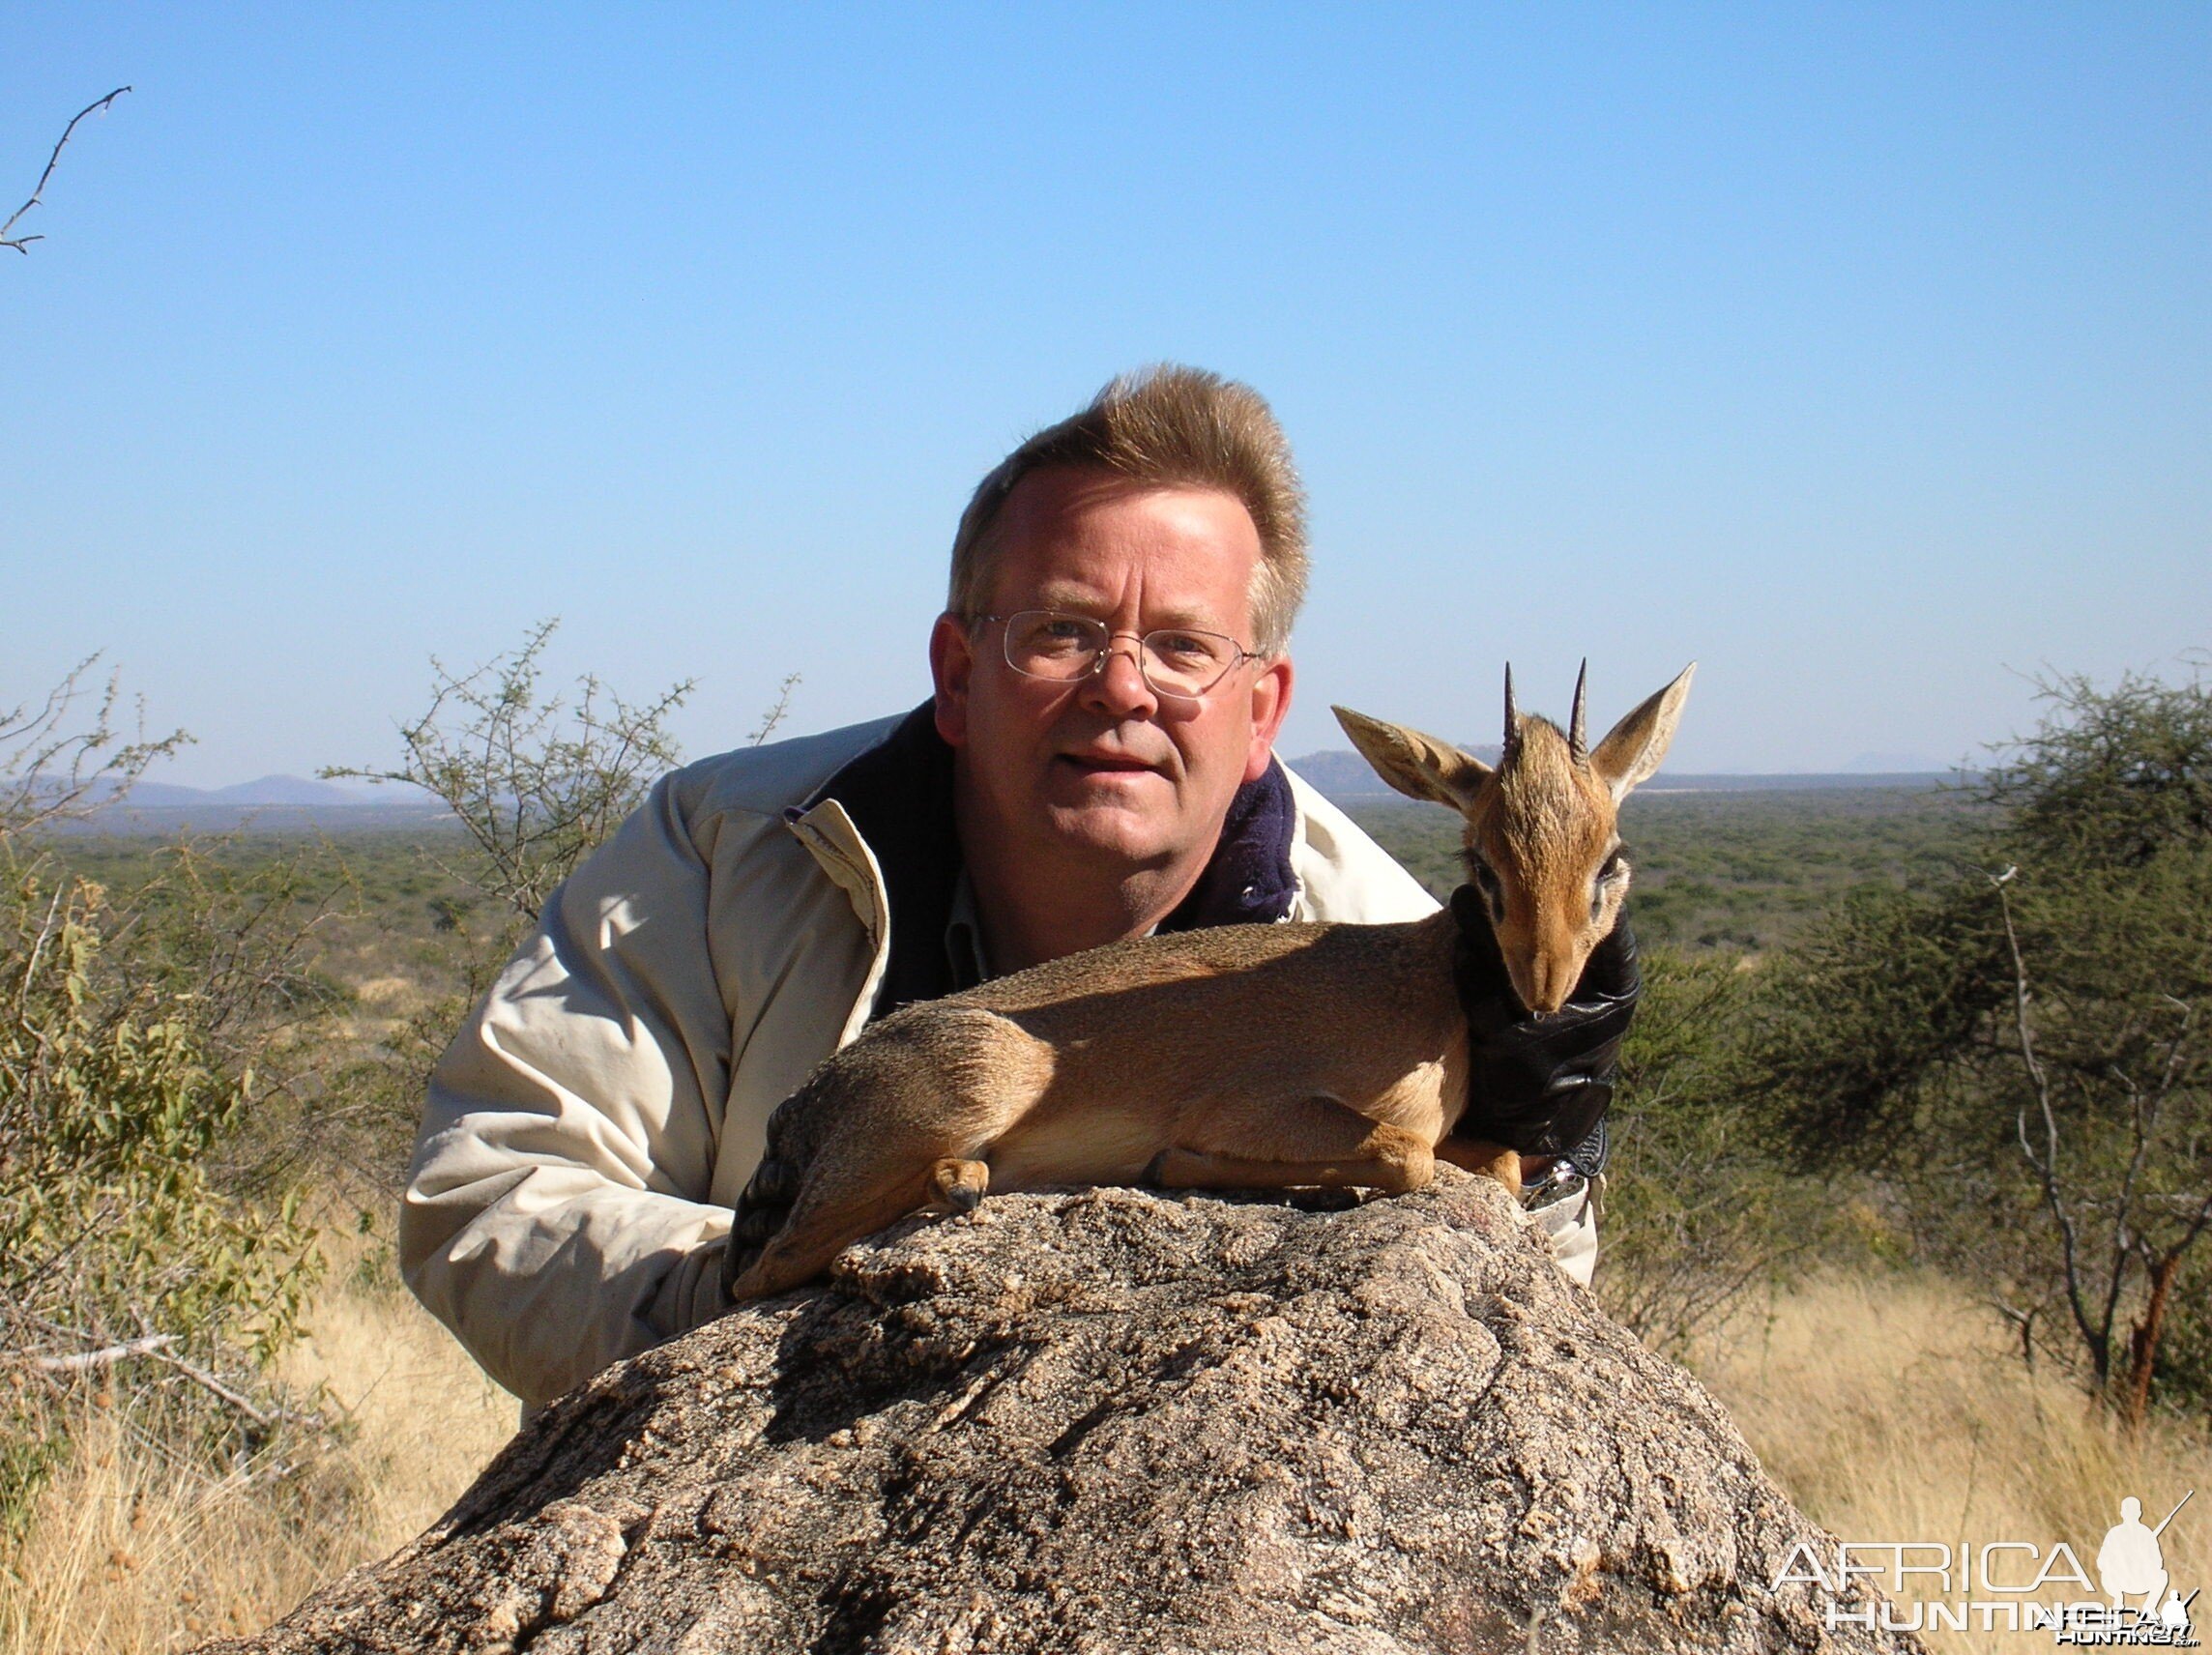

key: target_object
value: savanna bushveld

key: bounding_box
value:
[2,633,2207,1654]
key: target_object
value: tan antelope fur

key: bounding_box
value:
[724,663,1696,1303]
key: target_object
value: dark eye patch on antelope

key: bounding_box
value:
[1462,850,1507,923]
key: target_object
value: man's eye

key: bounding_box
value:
[1152,632,1218,665]
[1024,618,1094,653]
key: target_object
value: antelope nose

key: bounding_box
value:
[1528,949,1581,1016]
[1506,960,1561,1018]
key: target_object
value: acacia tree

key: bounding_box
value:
[1979,666,2212,1421]
[321,624,796,1173]
[328,620,798,926]
[1753,661,2212,1420]
[324,620,737,926]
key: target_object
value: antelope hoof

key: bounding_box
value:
[929,1157,989,1213]
[1439,1138,1523,1199]
[1486,1149,1523,1200]
[744,1153,796,1205]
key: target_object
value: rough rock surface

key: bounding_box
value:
[205,1174,1918,1653]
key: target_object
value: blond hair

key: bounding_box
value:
[947,365,1310,655]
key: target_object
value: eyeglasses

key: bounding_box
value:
[974,610,1258,702]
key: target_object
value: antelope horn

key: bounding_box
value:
[1502,662,1519,754]
[1568,658,1589,762]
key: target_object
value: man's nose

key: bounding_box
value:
[1079,635,1158,717]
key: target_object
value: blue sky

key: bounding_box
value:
[2,5,2204,784]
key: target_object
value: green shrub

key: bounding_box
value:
[0,663,331,1531]
[0,866,324,1529]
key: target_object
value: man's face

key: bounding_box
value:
[931,467,1294,875]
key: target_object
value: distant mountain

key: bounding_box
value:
[1838,751,1953,775]
[45,759,1958,836]
[1280,750,1398,800]
[36,774,448,835]
[1283,744,1502,801]
[119,782,211,807]
[126,774,374,807]
[1283,748,1961,804]
[215,774,375,805]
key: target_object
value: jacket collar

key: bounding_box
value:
[805,700,1297,1020]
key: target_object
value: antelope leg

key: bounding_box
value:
[729,1165,941,1302]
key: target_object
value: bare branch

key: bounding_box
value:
[16,1332,175,1373]
[750,672,802,746]
[0,653,191,838]
[1,87,131,254]
[2102,1060,2158,1360]
[1994,869,2109,1379]
[149,1345,309,1429]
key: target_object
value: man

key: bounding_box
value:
[402,366,1634,1410]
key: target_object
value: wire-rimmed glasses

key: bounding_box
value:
[975,610,1258,702]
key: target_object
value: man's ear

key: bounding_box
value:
[1242,654,1295,784]
[929,613,975,747]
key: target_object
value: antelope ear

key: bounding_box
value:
[1333,706,1492,808]
[1588,663,1697,801]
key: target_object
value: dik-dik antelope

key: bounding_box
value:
[723,662,1695,1303]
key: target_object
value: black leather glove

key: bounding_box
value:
[1446,885,1641,1165]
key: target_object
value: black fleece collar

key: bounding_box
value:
[1448,884,1517,1047]
[802,701,1300,1022]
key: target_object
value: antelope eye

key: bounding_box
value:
[1590,853,1625,923]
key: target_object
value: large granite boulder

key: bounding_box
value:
[204,1172,1915,1653]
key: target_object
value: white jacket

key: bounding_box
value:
[400,711,1445,1408]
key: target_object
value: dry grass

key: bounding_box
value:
[1694,1272,2212,1652]
[0,1237,514,1653]
[5,1258,2207,1650]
